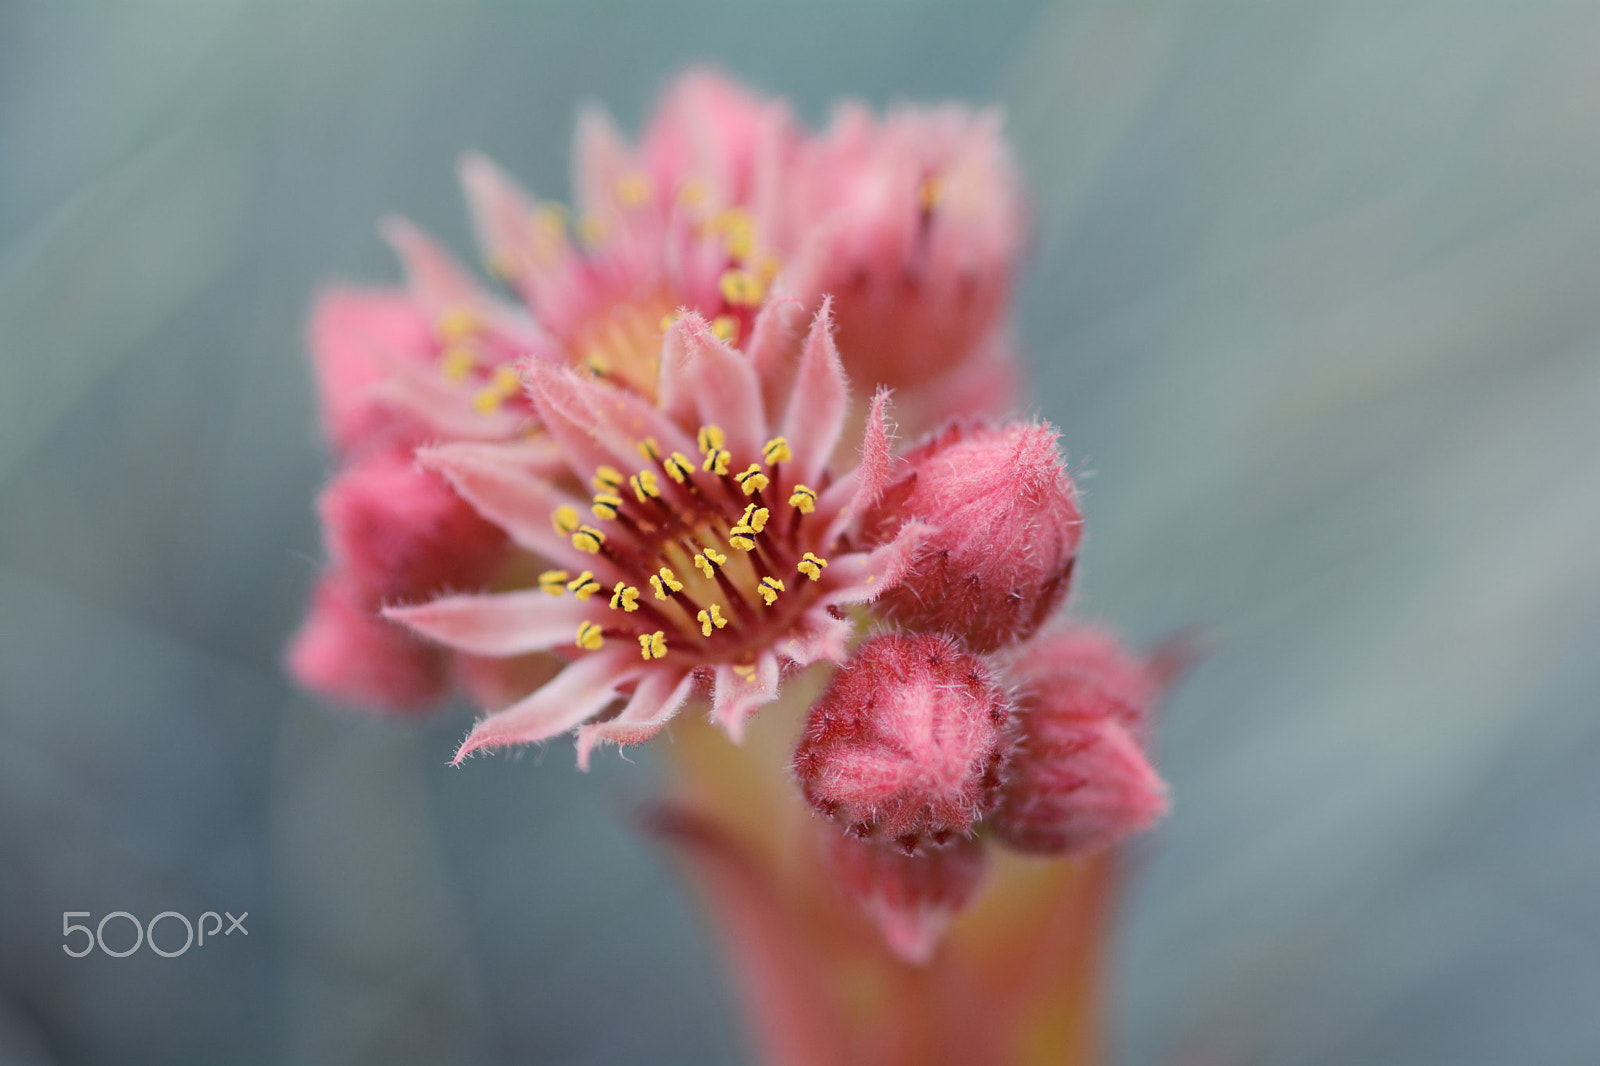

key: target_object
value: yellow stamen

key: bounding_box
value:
[490,365,521,395]
[762,437,792,464]
[638,631,668,660]
[534,204,568,237]
[616,172,652,208]
[918,175,943,211]
[637,437,662,462]
[665,452,696,483]
[702,448,730,475]
[584,351,610,377]
[758,576,786,605]
[719,268,765,307]
[576,621,605,650]
[572,525,606,553]
[629,469,661,501]
[693,548,727,579]
[471,387,502,414]
[660,312,681,333]
[789,485,817,514]
[592,466,625,492]
[709,208,756,260]
[755,254,782,283]
[739,503,770,533]
[649,566,684,600]
[609,582,640,613]
[697,425,726,452]
[538,569,569,595]
[798,552,829,581]
[437,307,479,340]
[710,315,740,343]
[440,347,477,382]
[678,180,708,208]
[736,464,769,495]
[577,213,609,247]
[733,663,757,681]
[591,492,623,520]
[553,505,581,536]
[696,604,729,637]
[567,571,601,600]
[728,525,756,552]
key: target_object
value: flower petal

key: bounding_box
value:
[777,610,854,669]
[823,520,932,607]
[820,386,896,544]
[744,294,808,417]
[416,441,588,566]
[711,651,780,743]
[575,668,697,770]
[452,647,639,763]
[659,314,767,460]
[573,102,634,216]
[780,298,850,489]
[385,590,595,657]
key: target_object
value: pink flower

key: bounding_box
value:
[793,632,1014,852]
[990,623,1171,856]
[386,306,929,765]
[286,570,450,711]
[865,420,1081,653]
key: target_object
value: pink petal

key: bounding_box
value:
[381,216,487,314]
[711,651,780,743]
[287,571,449,712]
[823,520,932,607]
[776,609,855,669]
[779,299,850,489]
[659,314,767,459]
[744,294,808,417]
[452,648,639,763]
[458,151,550,286]
[520,360,636,482]
[308,288,433,454]
[366,362,524,440]
[385,590,595,657]
[416,441,588,566]
[821,387,896,545]
[575,668,697,770]
[572,102,634,215]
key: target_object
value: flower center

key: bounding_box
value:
[539,427,830,664]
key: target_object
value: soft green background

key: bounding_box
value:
[3,2,1598,1063]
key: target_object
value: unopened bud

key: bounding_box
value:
[793,633,1014,852]
[990,624,1169,856]
[866,421,1080,653]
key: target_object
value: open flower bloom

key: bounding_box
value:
[387,307,929,765]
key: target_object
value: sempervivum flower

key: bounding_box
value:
[387,308,928,766]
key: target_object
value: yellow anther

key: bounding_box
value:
[659,312,681,333]
[616,172,652,208]
[697,425,726,453]
[739,503,770,533]
[490,365,521,395]
[798,552,829,581]
[591,492,623,520]
[534,203,569,237]
[733,662,757,681]
[762,437,792,464]
[609,582,640,613]
[758,576,786,605]
[629,469,661,501]
[572,525,606,553]
[710,315,740,343]
[693,548,727,579]
[553,505,581,535]
[719,268,765,307]
[577,213,609,247]
[649,567,684,600]
[576,621,605,650]
[567,571,601,599]
[696,604,729,637]
[636,437,662,462]
[486,252,516,281]
[728,526,756,552]
[678,179,708,207]
[440,347,477,382]
[592,466,625,492]
[472,386,503,414]
[702,448,730,475]
[437,307,480,340]
[665,452,696,483]
[789,485,817,514]
[918,175,943,211]
[709,208,756,260]
[639,631,668,660]
[755,253,782,283]
[538,569,570,595]
[583,351,610,377]
[736,464,769,495]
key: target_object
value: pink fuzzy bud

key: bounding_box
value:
[286,571,449,712]
[990,625,1170,856]
[824,828,987,965]
[793,633,1014,853]
[867,420,1080,653]
[319,449,508,606]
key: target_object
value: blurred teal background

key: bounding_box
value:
[3,2,1599,1063]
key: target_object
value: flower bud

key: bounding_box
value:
[866,421,1080,653]
[990,625,1169,856]
[793,633,1014,852]
[319,448,508,606]
[824,828,987,965]
[286,571,449,711]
